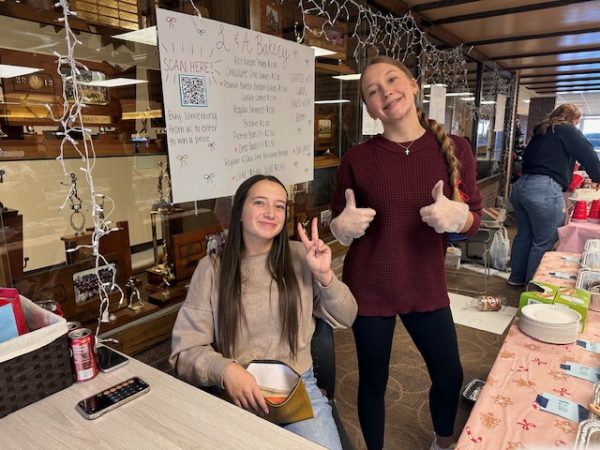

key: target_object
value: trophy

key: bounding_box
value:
[152,161,172,211]
[125,276,145,312]
[147,161,177,294]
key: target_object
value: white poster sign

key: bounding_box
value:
[361,103,383,135]
[156,9,315,202]
[494,94,506,132]
[429,84,446,124]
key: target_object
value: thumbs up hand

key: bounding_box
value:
[330,189,376,246]
[419,180,469,234]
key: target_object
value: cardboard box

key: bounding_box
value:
[519,281,558,307]
[519,281,590,331]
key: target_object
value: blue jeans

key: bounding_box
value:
[282,367,342,450]
[509,174,565,284]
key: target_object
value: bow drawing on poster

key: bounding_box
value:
[156,9,315,203]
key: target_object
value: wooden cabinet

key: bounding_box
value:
[0,209,23,285]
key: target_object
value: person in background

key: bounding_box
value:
[170,174,357,450]
[329,56,482,450]
[508,103,600,286]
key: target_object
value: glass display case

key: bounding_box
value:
[0,0,512,353]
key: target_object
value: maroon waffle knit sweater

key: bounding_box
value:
[331,131,482,316]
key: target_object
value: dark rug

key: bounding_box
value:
[333,320,507,450]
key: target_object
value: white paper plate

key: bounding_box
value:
[518,317,578,344]
[520,314,578,330]
[521,304,581,325]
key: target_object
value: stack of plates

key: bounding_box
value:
[518,304,581,344]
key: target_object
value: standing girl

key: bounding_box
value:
[330,57,483,450]
[170,174,357,450]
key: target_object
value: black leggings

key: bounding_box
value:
[352,307,463,450]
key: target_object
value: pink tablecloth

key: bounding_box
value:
[457,252,598,450]
[456,314,600,450]
[530,251,581,287]
[558,221,600,253]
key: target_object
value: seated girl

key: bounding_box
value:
[170,174,357,450]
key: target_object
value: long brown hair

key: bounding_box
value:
[535,103,581,135]
[216,174,301,358]
[361,56,463,201]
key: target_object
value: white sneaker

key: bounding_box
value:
[430,438,456,450]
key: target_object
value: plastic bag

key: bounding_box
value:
[489,226,510,271]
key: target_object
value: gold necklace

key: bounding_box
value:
[396,140,416,156]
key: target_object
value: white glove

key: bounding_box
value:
[419,180,469,234]
[330,189,376,246]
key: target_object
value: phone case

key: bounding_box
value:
[76,377,150,419]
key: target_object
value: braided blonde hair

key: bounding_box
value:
[361,56,464,202]
[535,103,581,135]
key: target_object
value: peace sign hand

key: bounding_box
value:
[297,217,334,287]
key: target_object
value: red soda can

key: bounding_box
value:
[68,328,98,382]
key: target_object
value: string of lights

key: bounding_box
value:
[50,0,124,335]
[297,0,511,112]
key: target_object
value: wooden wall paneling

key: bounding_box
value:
[171,224,222,281]
[477,174,501,208]
[0,48,165,157]
[0,209,24,282]
[0,2,92,32]
[15,251,129,324]
[1,49,120,119]
[249,0,283,37]
[303,14,348,60]
[60,220,132,280]
[102,304,181,355]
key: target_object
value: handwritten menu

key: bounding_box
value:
[156,8,315,202]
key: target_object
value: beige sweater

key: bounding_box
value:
[169,241,357,387]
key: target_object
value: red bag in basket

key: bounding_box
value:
[0,288,28,335]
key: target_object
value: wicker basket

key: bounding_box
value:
[0,297,73,418]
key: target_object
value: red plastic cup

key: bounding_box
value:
[589,200,600,222]
[569,173,584,192]
[572,200,588,220]
[589,200,600,218]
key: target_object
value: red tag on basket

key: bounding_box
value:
[0,288,28,336]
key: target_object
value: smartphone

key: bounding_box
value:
[96,345,129,373]
[76,376,150,419]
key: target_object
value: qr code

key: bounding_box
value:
[179,75,207,107]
